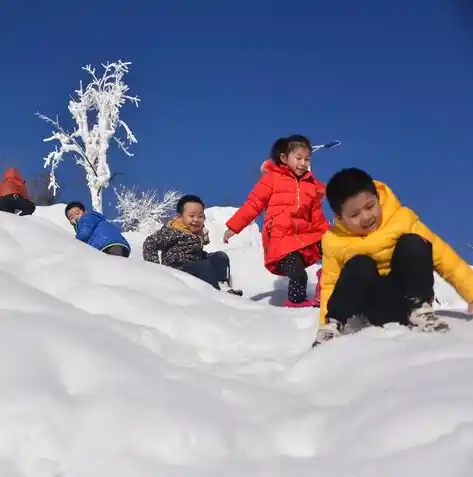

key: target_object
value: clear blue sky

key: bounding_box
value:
[1,0,472,255]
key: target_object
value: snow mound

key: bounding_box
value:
[0,205,472,477]
[204,206,262,250]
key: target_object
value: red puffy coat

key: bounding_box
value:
[226,162,329,275]
[0,167,29,199]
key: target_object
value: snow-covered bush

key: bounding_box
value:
[37,60,140,213]
[114,186,182,235]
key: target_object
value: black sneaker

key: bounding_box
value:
[227,289,243,297]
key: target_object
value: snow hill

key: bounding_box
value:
[1,204,473,477]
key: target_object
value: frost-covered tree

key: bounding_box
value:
[114,186,182,235]
[37,60,140,213]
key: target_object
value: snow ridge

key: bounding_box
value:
[0,205,471,477]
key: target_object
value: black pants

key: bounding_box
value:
[181,251,230,290]
[276,251,308,303]
[103,245,130,257]
[0,194,35,216]
[327,234,434,326]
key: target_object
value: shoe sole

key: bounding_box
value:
[408,322,450,333]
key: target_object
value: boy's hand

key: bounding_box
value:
[223,229,235,244]
[201,227,210,245]
[467,302,473,314]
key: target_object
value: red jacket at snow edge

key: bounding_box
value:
[226,161,329,275]
[0,167,29,199]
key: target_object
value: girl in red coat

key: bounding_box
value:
[224,135,329,307]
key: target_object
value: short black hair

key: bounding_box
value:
[65,201,85,218]
[176,194,205,214]
[326,168,378,216]
[270,135,312,165]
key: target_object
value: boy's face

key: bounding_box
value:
[281,146,311,177]
[338,191,382,236]
[179,202,205,233]
[67,207,85,225]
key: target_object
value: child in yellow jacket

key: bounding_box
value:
[315,168,473,345]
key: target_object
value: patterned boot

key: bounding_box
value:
[313,319,343,346]
[313,314,370,346]
[218,281,243,297]
[408,301,449,332]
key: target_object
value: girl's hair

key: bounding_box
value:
[270,135,312,165]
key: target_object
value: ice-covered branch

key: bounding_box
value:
[37,60,140,212]
[114,186,182,234]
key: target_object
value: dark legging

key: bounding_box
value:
[276,252,308,303]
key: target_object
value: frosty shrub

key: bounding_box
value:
[114,186,182,235]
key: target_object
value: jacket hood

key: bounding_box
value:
[3,167,24,182]
[260,159,272,174]
[0,167,29,199]
[332,181,401,236]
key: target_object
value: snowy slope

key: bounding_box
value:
[0,205,472,477]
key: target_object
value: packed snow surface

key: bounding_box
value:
[1,204,472,477]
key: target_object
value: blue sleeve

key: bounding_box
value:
[75,213,102,242]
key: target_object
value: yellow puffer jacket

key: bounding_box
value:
[320,181,473,323]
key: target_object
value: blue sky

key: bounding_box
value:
[1,0,472,255]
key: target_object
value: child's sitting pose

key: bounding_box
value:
[315,168,473,345]
[65,201,131,257]
[143,194,242,295]
[224,135,329,307]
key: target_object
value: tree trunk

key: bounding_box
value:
[90,186,103,213]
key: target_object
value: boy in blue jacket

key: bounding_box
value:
[65,201,131,257]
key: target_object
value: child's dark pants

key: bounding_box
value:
[327,234,434,326]
[0,194,36,216]
[103,245,130,257]
[181,251,230,290]
[276,251,308,303]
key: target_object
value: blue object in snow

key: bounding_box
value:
[75,211,131,252]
